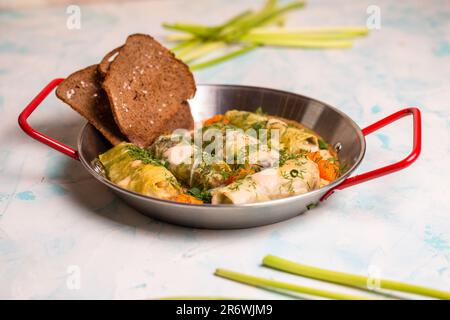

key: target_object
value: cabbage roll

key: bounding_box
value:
[150,136,232,189]
[98,142,181,199]
[225,110,319,154]
[211,158,320,204]
[224,110,268,130]
[280,127,319,153]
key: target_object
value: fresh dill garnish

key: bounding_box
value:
[126,145,169,168]
[247,179,257,189]
[187,187,212,203]
[228,178,245,191]
[281,171,290,179]
[165,174,179,187]
[279,149,303,166]
[280,177,295,194]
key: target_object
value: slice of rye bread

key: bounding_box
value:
[98,46,122,78]
[55,65,126,145]
[102,33,196,147]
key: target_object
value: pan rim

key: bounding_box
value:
[77,84,366,208]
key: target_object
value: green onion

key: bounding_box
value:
[210,9,254,40]
[190,44,259,71]
[167,26,369,43]
[262,255,450,300]
[173,39,202,56]
[243,38,353,49]
[215,268,373,300]
[164,0,368,70]
[165,9,254,41]
[250,26,369,36]
[171,38,199,52]
[162,23,212,38]
[178,41,227,62]
[243,33,357,42]
[221,1,306,42]
[166,33,194,42]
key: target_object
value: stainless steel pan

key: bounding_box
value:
[19,79,421,229]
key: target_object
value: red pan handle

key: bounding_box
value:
[322,107,421,200]
[18,78,79,160]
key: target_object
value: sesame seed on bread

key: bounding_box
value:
[55,65,126,145]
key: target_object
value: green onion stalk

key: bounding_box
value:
[263,255,450,300]
[215,268,374,300]
[164,0,369,70]
[190,44,259,71]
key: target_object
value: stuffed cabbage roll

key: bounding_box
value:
[224,110,319,154]
[280,127,319,153]
[211,158,320,204]
[98,142,182,199]
[224,110,268,130]
[150,136,232,189]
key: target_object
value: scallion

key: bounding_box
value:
[263,255,450,300]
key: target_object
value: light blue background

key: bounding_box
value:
[0,0,449,299]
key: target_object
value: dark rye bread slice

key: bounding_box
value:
[98,46,122,78]
[102,33,196,147]
[55,65,126,145]
[163,101,194,134]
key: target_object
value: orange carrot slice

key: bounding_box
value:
[317,160,339,181]
[203,114,224,125]
[171,194,203,204]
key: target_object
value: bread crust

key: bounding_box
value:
[98,46,123,78]
[102,34,196,147]
[55,65,126,145]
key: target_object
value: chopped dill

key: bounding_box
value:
[228,179,245,191]
[279,149,304,166]
[247,179,257,189]
[126,145,169,168]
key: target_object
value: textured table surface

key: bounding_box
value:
[0,0,449,299]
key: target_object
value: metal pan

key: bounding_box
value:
[19,79,421,229]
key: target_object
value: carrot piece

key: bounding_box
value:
[203,114,224,125]
[308,152,339,181]
[225,168,255,185]
[307,151,322,162]
[171,194,203,204]
[317,160,339,181]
